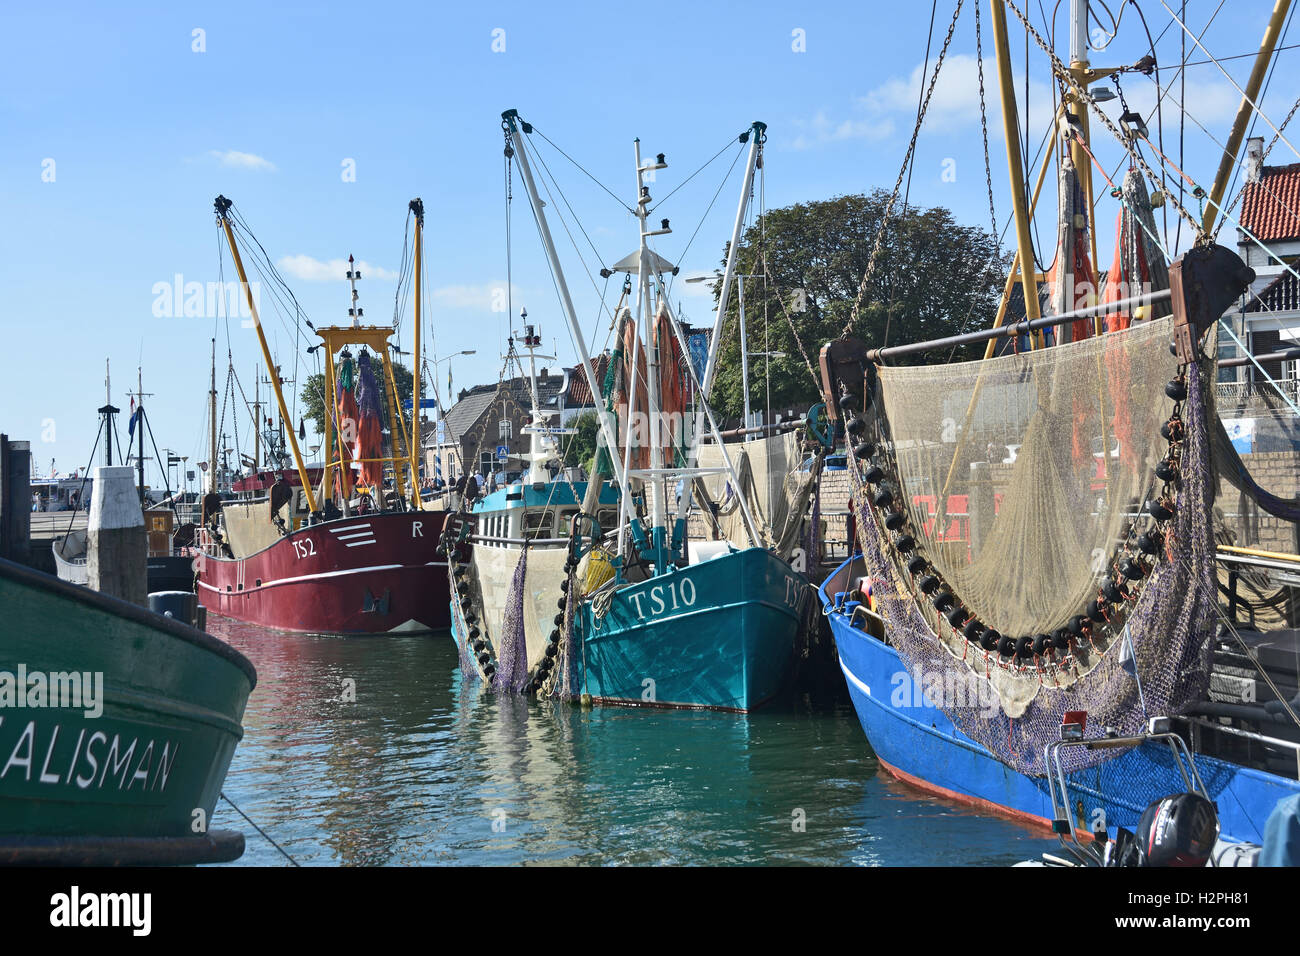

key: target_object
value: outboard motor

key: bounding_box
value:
[1134,793,1220,867]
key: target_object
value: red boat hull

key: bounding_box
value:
[196,510,452,634]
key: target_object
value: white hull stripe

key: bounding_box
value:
[198,561,443,593]
[328,523,373,534]
[336,531,375,541]
[839,658,871,698]
[344,540,376,547]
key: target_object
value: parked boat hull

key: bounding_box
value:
[574,547,805,712]
[197,510,450,634]
[820,557,1300,845]
[0,556,256,864]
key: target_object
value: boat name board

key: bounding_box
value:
[0,716,182,795]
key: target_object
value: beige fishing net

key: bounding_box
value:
[692,431,816,558]
[874,315,1179,637]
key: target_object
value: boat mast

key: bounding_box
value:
[990,0,1044,347]
[409,198,425,509]
[634,137,670,546]
[700,122,764,397]
[500,110,628,494]
[214,196,320,513]
[101,358,116,467]
[1202,0,1295,236]
[209,340,217,494]
[1067,0,1100,284]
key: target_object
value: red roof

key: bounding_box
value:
[1240,162,1300,243]
[565,354,610,407]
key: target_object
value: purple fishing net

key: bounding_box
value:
[355,350,383,421]
[492,548,530,694]
[851,361,1216,775]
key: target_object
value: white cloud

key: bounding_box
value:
[786,55,1059,152]
[277,255,398,282]
[210,149,276,172]
[789,109,895,151]
[429,281,521,310]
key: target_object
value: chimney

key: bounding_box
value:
[1245,136,1265,184]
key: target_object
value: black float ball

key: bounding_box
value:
[1145,499,1175,522]
[895,534,916,553]
[980,629,1000,652]
[963,619,984,642]
[997,633,1017,657]
[1120,557,1145,581]
[1165,379,1188,401]
[1052,629,1071,650]
[1087,599,1107,623]
[1032,634,1052,657]
[906,556,928,575]
[918,575,940,594]
[853,441,876,459]
[884,511,905,531]
[932,591,955,613]
[1015,636,1035,660]
[545,643,558,659]
[945,605,966,627]
[553,612,565,627]
[864,466,886,484]
[873,489,893,509]
[1155,459,1178,482]
[1102,580,1125,603]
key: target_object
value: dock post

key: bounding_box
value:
[0,435,32,565]
[88,465,147,604]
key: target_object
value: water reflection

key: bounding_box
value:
[211,618,1057,866]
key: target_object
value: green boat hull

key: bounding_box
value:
[0,557,256,864]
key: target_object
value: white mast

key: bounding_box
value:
[634,137,671,533]
[700,122,765,397]
[516,308,559,485]
[501,111,628,495]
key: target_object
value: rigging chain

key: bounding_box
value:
[975,1,1001,254]
[841,0,966,340]
[1002,0,1204,242]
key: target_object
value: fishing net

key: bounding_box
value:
[693,431,816,558]
[491,547,530,694]
[850,320,1217,774]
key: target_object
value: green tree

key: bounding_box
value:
[302,359,414,436]
[704,190,1006,420]
[562,410,601,474]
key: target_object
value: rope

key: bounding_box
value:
[840,0,966,339]
[219,791,300,866]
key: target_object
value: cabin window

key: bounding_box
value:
[479,452,495,478]
[524,509,554,540]
[597,509,617,535]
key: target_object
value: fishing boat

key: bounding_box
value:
[0,555,256,864]
[818,0,1300,850]
[195,197,452,634]
[451,111,808,712]
[447,318,622,688]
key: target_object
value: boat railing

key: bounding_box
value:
[1175,714,1300,782]
[1043,724,1208,865]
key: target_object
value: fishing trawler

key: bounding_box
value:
[195,197,452,634]
[819,0,1300,851]
[449,111,808,712]
[447,318,621,689]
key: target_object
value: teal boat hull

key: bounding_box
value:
[0,556,256,864]
[574,547,805,712]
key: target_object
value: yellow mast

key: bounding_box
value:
[409,198,424,510]
[1203,0,1294,236]
[990,0,1043,348]
[215,196,320,513]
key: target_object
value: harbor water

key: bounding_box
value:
[211,618,1059,866]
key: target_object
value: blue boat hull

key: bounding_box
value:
[822,559,1300,845]
[575,548,805,712]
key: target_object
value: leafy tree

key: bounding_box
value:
[301,359,414,436]
[563,410,601,474]
[704,190,1006,420]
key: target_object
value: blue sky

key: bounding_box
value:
[2,0,1295,485]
